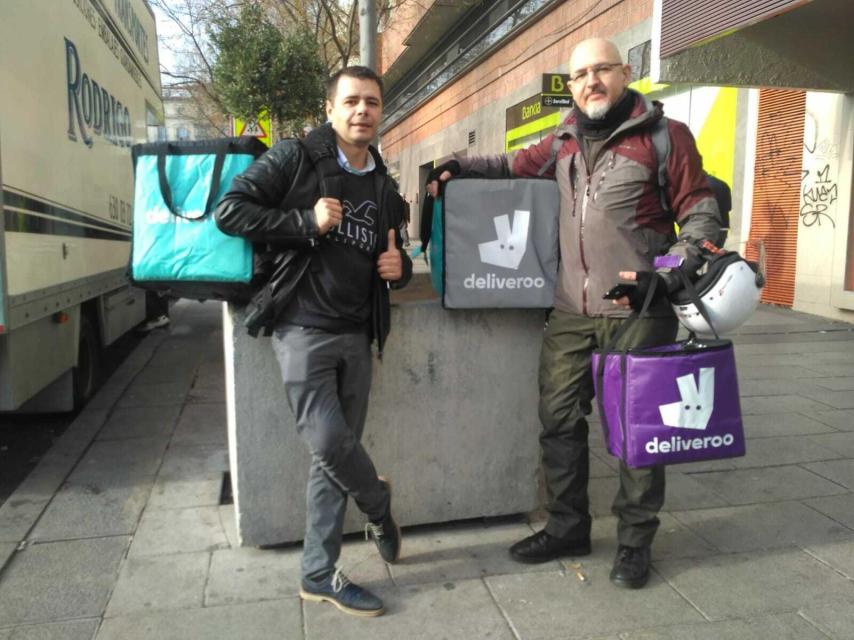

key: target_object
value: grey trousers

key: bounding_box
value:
[272,325,389,583]
[538,310,679,548]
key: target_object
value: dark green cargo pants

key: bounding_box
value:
[539,310,679,548]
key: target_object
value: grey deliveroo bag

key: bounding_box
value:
[442,178,559,308]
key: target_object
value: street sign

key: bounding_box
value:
[541,73,573,108]
[240,120,266,137]
[232,110,272,147]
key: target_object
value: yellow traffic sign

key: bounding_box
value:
[233,110,272,147]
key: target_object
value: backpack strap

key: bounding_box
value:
[537,135,565,177]
[298,138,343,200]
[650,115,672,216]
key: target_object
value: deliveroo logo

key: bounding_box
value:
[658,368,715,430]
[478,210,530,270]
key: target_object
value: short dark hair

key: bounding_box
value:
[326,66,384,102]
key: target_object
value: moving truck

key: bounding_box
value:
[0,0,163,410]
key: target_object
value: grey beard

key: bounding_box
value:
[584,100,611,119]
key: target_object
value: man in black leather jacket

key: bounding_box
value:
[215,66,411,618]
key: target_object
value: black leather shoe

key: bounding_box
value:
[365,478,401,563]
[508,530,591,564]
[609,544,651,589]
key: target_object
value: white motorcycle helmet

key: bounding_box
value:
[670,252,765,335]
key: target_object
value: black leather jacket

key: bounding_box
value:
[215,124,412,356]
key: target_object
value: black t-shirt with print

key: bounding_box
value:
[280,171,378,332]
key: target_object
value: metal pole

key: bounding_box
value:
[359,0,377,71]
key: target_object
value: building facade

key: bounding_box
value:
[379,0,854,322]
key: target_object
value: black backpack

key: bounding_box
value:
[650,117,731,245]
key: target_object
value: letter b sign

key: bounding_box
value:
[550,75,565,93]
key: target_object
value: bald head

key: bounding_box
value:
[568,37,631,119]
[569,38,623,71]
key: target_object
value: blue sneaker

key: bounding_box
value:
[300,568,384,617]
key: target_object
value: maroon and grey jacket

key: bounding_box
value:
[456,91,722,318]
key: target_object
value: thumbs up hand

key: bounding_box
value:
[377,229,403,281]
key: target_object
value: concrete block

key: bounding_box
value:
[96,406,181,441]
[1,619,100,640]
[655,548,854,620]
[0,537,129,625]
[96,599,301,640]
[806,493,854,529]
[225,302,544,546]
[621,612,832,640]
[671,501,853,553]
[690,466,848,505]
[128,507,229,557]
[105,553,209,617]
[30,481,152,542]
[304,578,515,640]
[800,601,854,640]
[486,569,702,638]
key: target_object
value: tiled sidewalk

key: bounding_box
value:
[0,301,852,639]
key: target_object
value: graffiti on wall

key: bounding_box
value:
[800,110,838,229]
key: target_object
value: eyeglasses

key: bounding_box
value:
[569,63,624,84]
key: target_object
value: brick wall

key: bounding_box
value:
[381,0,652,158]
[380,0,435,73]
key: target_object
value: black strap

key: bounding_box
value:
[156,139,230,220]
[676,269,721,340]
[650,115,672,216]
[298,139,344,201]
[595,276,660,447]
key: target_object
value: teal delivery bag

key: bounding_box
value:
[130,137,267,302]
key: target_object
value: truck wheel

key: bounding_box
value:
[73,316,100,409]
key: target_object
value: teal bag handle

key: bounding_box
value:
[157,139,230,220]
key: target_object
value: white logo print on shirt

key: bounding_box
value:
[331,199,378,254]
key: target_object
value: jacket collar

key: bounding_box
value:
[553,90,663,143]
[306,123,387,175]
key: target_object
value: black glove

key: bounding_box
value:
[626,271,668,313]
[425,160,461,196]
